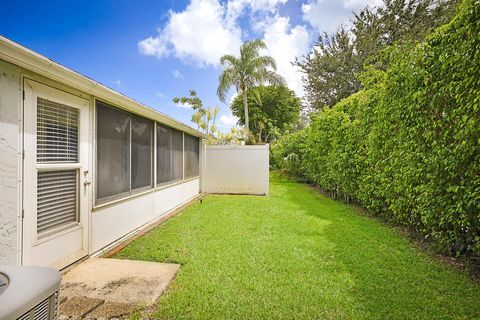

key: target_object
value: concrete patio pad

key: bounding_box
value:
[59,258,180,319]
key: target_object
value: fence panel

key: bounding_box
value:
[204,145,269,195]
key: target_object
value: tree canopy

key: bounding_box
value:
[217,39,285,133]
[173,90,218,143]
[231,85,301,143]
[297,0,459,110]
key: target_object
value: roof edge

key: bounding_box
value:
[0,36,206,139]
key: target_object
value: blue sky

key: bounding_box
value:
[0,0,380,131]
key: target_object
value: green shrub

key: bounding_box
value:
[270,129,308,178]
[273,0,480,258]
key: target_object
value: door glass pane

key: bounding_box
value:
[36,97,80,236]
[96,101,130,200]
[131,115,153,189]
[156,124,171,184]
[171,129,183,181]
[37,97,79,163]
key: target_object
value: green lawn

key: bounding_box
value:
[117,174,480,319]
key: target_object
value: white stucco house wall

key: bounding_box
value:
[0,36,205,270]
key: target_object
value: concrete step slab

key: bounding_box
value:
[59,258,180,318]
[59,296,104,319]
[85,301,136,319]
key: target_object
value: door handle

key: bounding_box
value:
[83,180,91,187]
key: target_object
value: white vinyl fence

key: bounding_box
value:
[203,145,269,195]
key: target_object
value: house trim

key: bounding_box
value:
[0,36,205,139]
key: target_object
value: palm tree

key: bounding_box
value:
[217,39,285,133]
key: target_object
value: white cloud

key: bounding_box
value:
[138,36,168,57]
[226,0,287,22]
[229,92,238,105]
[172,69,184,79]
[302,0,381,33]
[156,92,166,98]
[218,113,239,127]
[173,101,193,109]
[139,0,292,67]
[112,79,123,88]
[235,0,287,11]
[343,0,382,11]
[139,0,242,67]
[302,1,350,34]
[257,15,310,97]
[139,0,312,98]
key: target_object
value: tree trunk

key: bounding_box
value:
[242,87,249,132]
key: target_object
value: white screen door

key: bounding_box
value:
[23,79,90,270]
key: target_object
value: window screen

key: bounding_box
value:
[184,134,199,179]
[172,130,183,181]
[96,101,196,203]
[156,124,172,184]
[96,102,130,200]
[96,101,153,203]
[157,124,184,185]
[131,115,153,190]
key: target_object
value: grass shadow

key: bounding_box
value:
[280,175,480,319]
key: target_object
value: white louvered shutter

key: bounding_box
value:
[37,171,78,234]
[36,98,79,236]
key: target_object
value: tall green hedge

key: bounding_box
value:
[272,0,480,257]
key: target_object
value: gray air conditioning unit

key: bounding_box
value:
[0,266,61,320]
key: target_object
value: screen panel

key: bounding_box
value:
[172,129,184,181]
[96,101,131,200]
[184,134,199,179]
[132,115,153,190]
[156,123,172,184]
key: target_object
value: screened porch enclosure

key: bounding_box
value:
[0,37,205,270]
[95,100,201,206]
